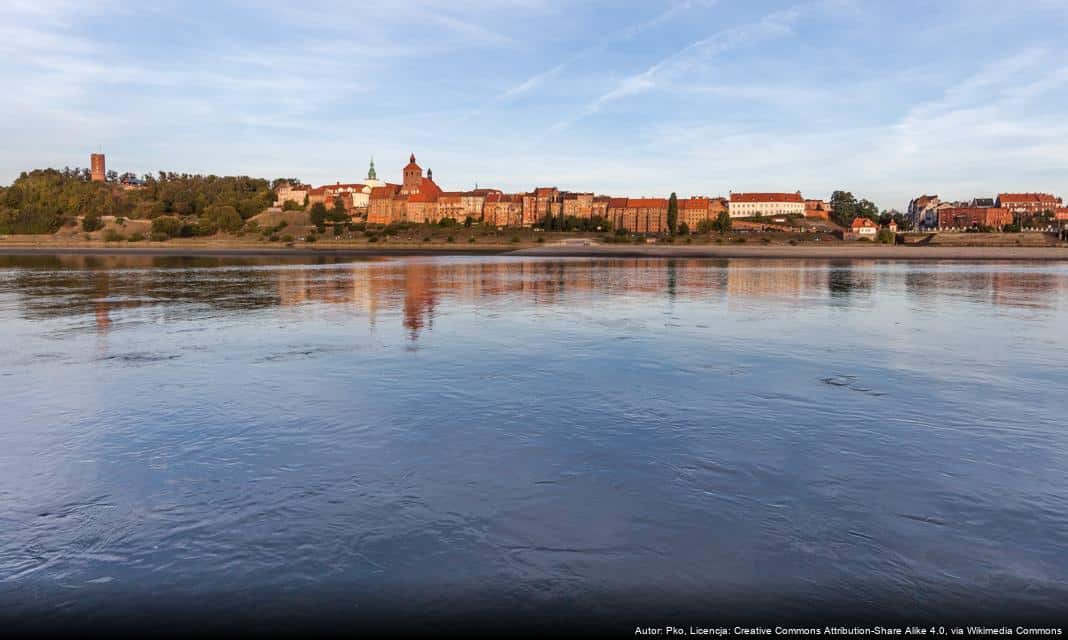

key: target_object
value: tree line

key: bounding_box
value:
[0,167,275,234]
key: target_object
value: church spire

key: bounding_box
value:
[367,156,377,181]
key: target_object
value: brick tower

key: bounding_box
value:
[90,153,106,182]
[402,153,422,195]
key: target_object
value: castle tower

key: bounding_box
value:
[367,157,377,181]
[90,153,106,182]
[402,153,422,194]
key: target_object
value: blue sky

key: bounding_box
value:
[2,0,1067,210]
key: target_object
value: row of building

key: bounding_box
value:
[907,194,1068,230]
[274,155,834,233]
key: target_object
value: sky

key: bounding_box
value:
[2,0,1067,210]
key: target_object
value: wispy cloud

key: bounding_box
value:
[550,3,807,131]
[2,0,1067,207]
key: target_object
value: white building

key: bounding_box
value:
[728,192,805,218]
[906,195,940,229]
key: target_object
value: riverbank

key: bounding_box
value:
[2,238,1068,260]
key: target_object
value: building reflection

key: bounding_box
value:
[2,255,1063,343]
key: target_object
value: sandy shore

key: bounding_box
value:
[1,241,1067,260]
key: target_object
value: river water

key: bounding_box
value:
[1,255,1066,630]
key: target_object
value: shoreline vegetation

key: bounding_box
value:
[1,238,1067,260]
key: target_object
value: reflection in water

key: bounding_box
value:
[4,255,1065,342]
[1,255,1068,628]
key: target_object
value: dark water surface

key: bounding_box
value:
[1,255,1066,629]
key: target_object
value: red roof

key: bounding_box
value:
[627,198,668,208]
[997,192,1060,204]
[404,153,421,171]
[851,217,878,229]
[608,198,629,208]
[369,185,399,199]
[731,192,804,203]
[679,197,710,210]
[534,187,558,197]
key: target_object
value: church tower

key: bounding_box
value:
[402,153,422,195]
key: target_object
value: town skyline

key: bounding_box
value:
[3,1,1068,206]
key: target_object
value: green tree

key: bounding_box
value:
[203,204,242,233]
[829,191,858,227]
[667,192,678,235]
[714,210,732,233]
[151,215,183,237]
[697,219,716,234]
[82,213,103,232]
[309,202,328,230]
[678,221,690,235]
[856,198,879,221]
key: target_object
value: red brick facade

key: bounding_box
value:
[937,207,1013,229]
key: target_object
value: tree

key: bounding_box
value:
[151,215,183,237]
[697,219,716,234]
[309,202,328,230]
[332,196,346,217]
[829,191,858,227]
[82,213,103,232]
[678,221,690,235]
[856,198,879,221]
[714,210,732,233]
[667,192,678,235]
[203,204,242,233]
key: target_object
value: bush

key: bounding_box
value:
[281,234,293,243]
[439,217,459,228]
[876,229,896,244]
[150,232,169,242]
[282,199,304,211]
[152,216,183,237]
[82,214,103,232]
[203,204,242,233]
[536,237,545,243]
[446,235,455,243]
[510,235,521,243]
[468,236,476,243]
[127,232,145,242]
[368,235,379,243]
[305,234,317,243]
[103,229,125,242]
[423,236,431,242]
[268,234,280,242]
